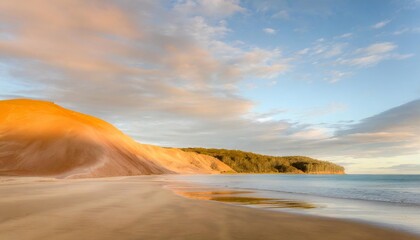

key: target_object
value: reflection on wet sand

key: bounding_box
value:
[173,188,316,209]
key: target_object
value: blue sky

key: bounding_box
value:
[0,0,419,173]
[232,0,420,122]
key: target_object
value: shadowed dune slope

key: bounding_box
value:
[0,99,233,178]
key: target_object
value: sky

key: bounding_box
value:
[0,0,419,173]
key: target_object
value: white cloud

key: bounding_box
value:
[186,17,230,42]
[293,37,412,86]
[263,28,276,34]
[372,19,391,29]
[336,33,352,39]
[291,127,331,140]
[393,53,415,60]
[324,70,351,83]
[393,28,410,35]
[323,43,346,58]
[359,42,397,55]
[238,48,288,79]
[303,38,348,59]
[292,38,353,83]
[339,42,411,67]
[296,48,310,55]
[344,55,385,66]
[174,0,245,18]
[393,27,420,35]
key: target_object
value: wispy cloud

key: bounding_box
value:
[263,28,276,34]
[293,38,353,83]
[393,27,420,35]
[338,42,412,67]
[296,48,310,55]
[298,39,348,59]
[174,0,245,18]
[372,19,391,29]
[336,33,353,39]
[324,70,352,83]
[323,43,347,58]
[248,0,338,17]
[357,42,397,55]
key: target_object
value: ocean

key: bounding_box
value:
[166,174,420,234]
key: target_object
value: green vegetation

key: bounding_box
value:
[181,148,344,174]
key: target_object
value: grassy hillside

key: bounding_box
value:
[181,148,345,174]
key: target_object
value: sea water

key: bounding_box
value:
[166,174,420,234]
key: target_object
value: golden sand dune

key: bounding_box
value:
[0,99,233,178]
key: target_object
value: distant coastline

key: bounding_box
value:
[181,148,345,174]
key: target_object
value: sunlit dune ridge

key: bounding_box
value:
[0,99,233,178]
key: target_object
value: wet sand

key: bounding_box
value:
[0,176,418,240]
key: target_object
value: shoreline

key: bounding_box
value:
[164,174,420,235]
[0,176,419,240]
[164,177,419,236]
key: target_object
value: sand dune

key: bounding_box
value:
[0,99,233,178]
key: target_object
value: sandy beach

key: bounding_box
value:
[0,176,418,240]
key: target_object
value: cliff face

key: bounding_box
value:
[0,99,233,178]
